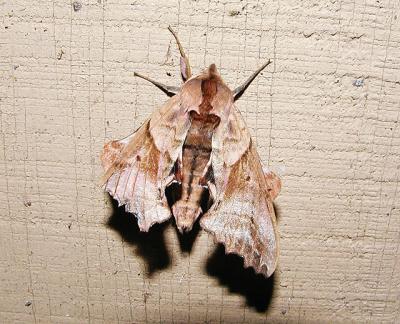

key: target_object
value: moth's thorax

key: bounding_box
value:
[180,64,233,119]
[198,75,218,114]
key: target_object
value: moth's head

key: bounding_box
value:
[195,63,223,83]
[207,63,218,76]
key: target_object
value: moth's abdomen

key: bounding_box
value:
[172,196,202,233]
[172,114,218,232]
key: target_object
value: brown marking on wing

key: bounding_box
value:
[264,171,282,200]
[101,123,159,184]
[102,141,127,171]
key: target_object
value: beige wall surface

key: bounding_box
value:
[1,0,400,323]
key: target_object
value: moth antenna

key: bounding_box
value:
[168,26,192,81]
[233,59,272,101]
[134,72,179,97]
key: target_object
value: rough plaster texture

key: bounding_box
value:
[1,0,400,323]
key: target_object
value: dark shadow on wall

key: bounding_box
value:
[206,244,275,313]
[107,191,279,312]
[106,197,172,277]
[106,187,203,276]
[273,201,282,222]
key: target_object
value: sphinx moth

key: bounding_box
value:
[101,27,281,277]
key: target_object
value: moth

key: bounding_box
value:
[101,27,281,277]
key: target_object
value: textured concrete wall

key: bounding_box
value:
[1,0,400,323]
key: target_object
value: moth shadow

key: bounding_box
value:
[106,197,171,277]
[206,244,275,313]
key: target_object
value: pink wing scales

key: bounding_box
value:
[101,96,192,232]
[201,107,279,277]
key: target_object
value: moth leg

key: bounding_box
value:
[164,174,176,188]
[233,59,272,101]
[134,72,179,97]
[206,181,217,202]
[168,26,192,81]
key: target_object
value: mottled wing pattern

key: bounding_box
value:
[201,107,279,277]
[101,96,192,232]
[209,103,250,195]
[264,170,282,201]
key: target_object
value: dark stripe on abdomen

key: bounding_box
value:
[183,143,212,153]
